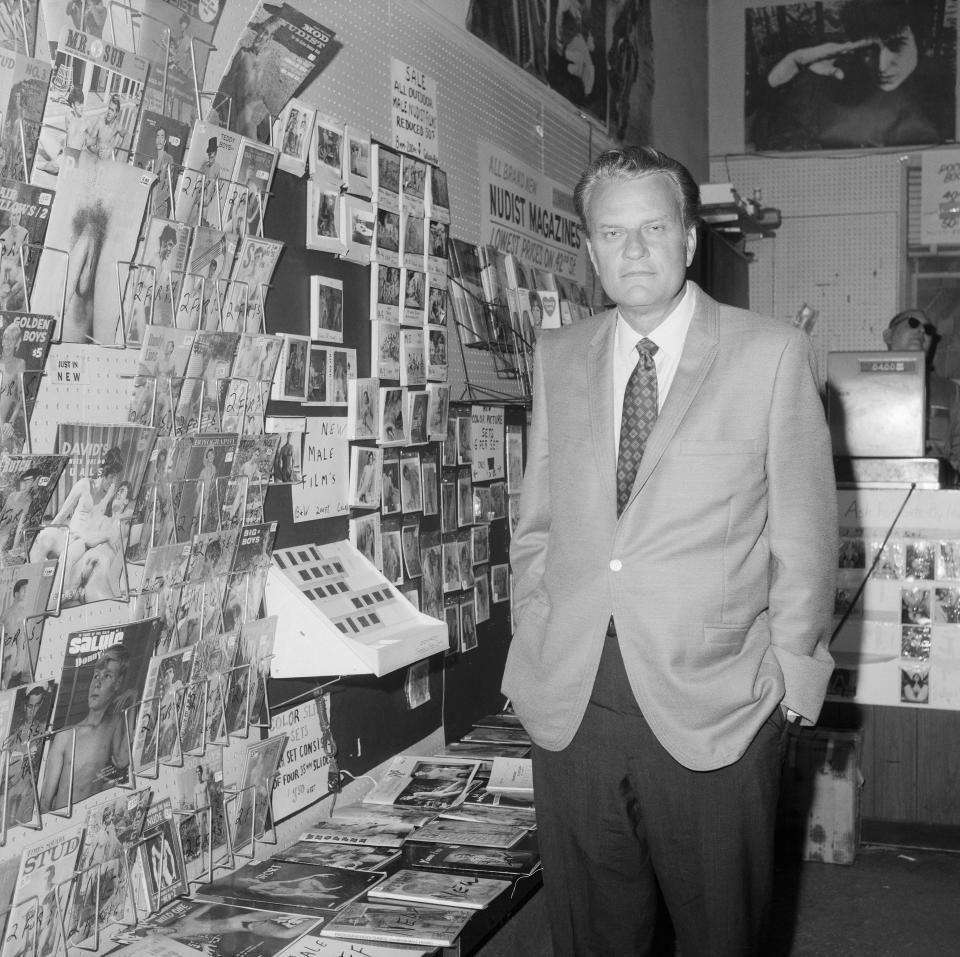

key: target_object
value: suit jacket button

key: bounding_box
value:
[609,559,622,571]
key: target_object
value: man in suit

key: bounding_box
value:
[503,146,837,956]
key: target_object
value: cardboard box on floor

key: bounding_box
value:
[777,728,863,866]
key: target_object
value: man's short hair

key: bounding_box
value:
[100,446,125,477]
[207,136,219,155]
[97,644,130,685]
[159,225,177,246]
[13,578,28,596]
[573,146,701,234]
[842,0,927,45]
[109,95,121,113]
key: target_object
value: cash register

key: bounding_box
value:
[826,349,951,488]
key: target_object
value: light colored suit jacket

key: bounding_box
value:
[503,283,837,771]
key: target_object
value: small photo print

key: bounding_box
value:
[491,563,510,603]
[838,538,865,570]
[421,457,438,516]
[441,479,457,533]
[457,471,474,528]
[310,275,344,343]
[401,523,422,578]
[935,586,960,623]
[901,587,931,625]
[306,346,328,404]
[444,599,460,653]
[460,599,478,652]
[380,386,407,446]
[381,452,402,515]
[443,412,458,466]
[506,425,524,494]
[870,542,903,580]
[900,659,930,704]
[901,625,931,661]
[442,539,460,593]
[349,513,382,570]
[905,542,936,580]
[834,586,862,619]
[474,570,490,624]
[350,446,383,510]
[381,528,403,584]
[457,416,472,464]
[274,334,310,402]
[400,450,423,513]
[472,525,490,565]
[327,347,355,406]
[938,541,960,579]
[427,282,448,326]
[266,417,306,484]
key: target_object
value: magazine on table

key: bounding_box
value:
[368,868,510,910]
[194,856,381,918]
[270,838,400,871]
[402,830,541,878]
[363,756,480,812]
[319,899,472,948]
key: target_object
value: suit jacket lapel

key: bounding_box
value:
[587,310,618,507]
[626,287,720,505]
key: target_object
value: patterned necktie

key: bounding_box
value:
[617,338,659,515]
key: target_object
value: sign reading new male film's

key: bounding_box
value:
[291,416,349,523]
[479,140,587,284]
[391,58,439,165]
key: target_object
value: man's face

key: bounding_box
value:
[885,315,929,352]
[586,173,696,329]
[88,658,123,711]
[106,100,119,123]
[25,693,41,720]
[2,325,20,354]
[155,128,166,150]
[874,26,919,91]
[159,238,175,260]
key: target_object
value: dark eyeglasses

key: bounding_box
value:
[894,316,937,335]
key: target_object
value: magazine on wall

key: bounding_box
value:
[127,326,195,434]
[2,679,57,831]
[1,822,84,957]
[0,181,54,311]
[273,97,315,176]
[131,110,191,220]
[0,0,38,57]
[0,451,66,562]
[212,3,337,141]
[173,121,242,229]
[228,136,279,238]
[173,330,240,436]
[0,48,50,183]
[43,617,161,811]
[32,160,156,344]
[225,235,284,333]
[31,27,149,190]
[65,787,153,946]
[130,798,188,916]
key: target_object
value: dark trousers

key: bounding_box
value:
[532,630,786,957]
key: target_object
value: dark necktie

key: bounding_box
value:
[617,338,659,515]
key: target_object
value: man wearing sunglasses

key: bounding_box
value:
[883,309,960,473]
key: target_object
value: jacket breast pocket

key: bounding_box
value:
[676,439,762,456]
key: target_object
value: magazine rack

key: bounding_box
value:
[128,692,161,780]
[0,741,42,845]
[448,277,533,403]
[173,802,216,888]
[63,856,131,952]
[223,776,279,861]
[0,894,41,957]
[39,726,76,819]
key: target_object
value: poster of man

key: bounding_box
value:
[746,0,956,151]
[462,0,653,140]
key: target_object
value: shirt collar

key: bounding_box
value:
[614,282,694,360]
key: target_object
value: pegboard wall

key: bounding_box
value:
[710,151,907,375]
[209,0,614,402]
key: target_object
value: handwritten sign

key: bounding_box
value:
[391,58,439,164]
[471,404,505,482]
[291,416,349,523]
[270,695,331,822]
[921,148,960,246]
